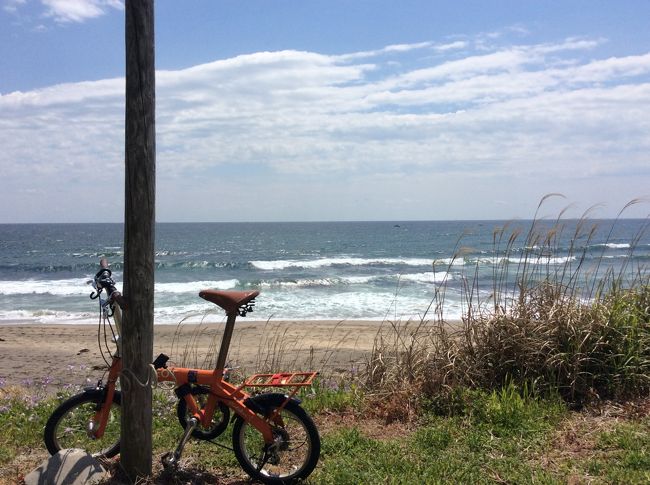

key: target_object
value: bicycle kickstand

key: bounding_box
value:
[161,416,198,469]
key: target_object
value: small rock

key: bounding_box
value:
[77,348,90,355]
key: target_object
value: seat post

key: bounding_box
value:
[215,312,237,372]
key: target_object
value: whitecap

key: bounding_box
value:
[250,256,433,271]
[0,278,100,296]
[399,272,451,283]
[155,280,239,293]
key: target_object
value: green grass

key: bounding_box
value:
[1,381,649,484]
[310,386,569,484]
[0,383,60,468]
[589,420,650,484]
[309,390,650,484]
[300,378,364,415]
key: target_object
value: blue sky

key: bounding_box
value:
[1,1,649,222]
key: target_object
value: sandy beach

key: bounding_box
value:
[0,319,387,390]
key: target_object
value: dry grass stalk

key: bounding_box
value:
[364,197,649,419]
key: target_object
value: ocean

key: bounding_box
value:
[0,220,648,324]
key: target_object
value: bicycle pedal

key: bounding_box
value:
[161,451,179,469]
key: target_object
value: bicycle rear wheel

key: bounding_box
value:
[44,389,121,458]
[232,394,320,484]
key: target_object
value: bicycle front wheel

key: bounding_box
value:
[232,394,320,484]
[44,390,121,458]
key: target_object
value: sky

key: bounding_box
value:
[1,1,649,223]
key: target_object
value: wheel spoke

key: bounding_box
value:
[44,392,121,458]
[232,398,320,483]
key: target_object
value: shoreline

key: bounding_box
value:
[0,320,394,390]
[0,318,389,326]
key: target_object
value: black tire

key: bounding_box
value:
[176,385,230,440]
[44,390,121,458]
[232,393,320,484]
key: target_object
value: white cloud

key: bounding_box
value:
[41,0,122,23]
[433,41,468,52]
[335,40,469,61]
[1,35,649,221]
[337,42,432,61]
[3,0,26,13]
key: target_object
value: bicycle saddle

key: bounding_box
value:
[199,289,260,316]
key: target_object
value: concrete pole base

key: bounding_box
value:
[24,449,109,485]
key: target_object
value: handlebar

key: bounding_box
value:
[92,258,127,311]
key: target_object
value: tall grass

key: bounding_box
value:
[365,198,649,417]
[172,316,357,377]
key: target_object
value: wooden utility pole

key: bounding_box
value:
[122,0,155,480]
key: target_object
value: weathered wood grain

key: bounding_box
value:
[122,0,155,480]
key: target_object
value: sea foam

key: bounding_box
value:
[156,280,239,293]
[0,278,96,296]
[250,256,434,270]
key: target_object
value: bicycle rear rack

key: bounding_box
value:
[244,372,318,387]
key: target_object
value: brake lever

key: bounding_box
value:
[104,302,115,317]
[88,279,101,299]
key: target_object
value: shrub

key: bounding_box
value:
[364,197,649,418]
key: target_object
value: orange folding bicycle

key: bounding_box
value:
[44,260,321,484]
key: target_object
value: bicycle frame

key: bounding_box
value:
[158,367,317,443]
[89,294,317,448]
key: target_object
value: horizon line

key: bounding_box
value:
[1,216,647,225]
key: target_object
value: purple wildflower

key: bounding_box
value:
[41,376,54,387]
